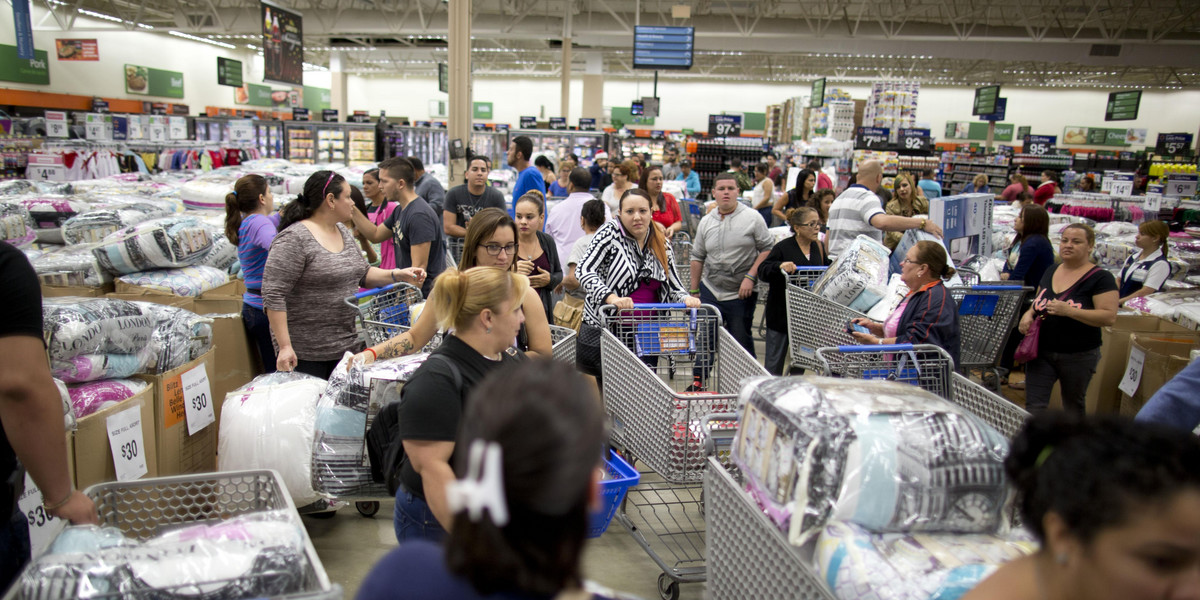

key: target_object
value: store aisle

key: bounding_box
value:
[304,502,704,599]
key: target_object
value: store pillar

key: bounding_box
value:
[448,0,471,182]
[560,5,572,124]
[581,53,604,121]
[329,51,348,122]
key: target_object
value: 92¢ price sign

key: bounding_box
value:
[180,364,215,436]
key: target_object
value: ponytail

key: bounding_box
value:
[224,174,269,244]
[1138,220,1171,260]
[428,267,529,333]
[278,170,345,231]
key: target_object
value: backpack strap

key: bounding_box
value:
[425,353,463,391]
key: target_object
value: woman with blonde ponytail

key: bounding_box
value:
[224,174,278,373]
[388,266,528,543]
[1118,220,1172,305]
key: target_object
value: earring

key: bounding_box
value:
[485,327,492,334]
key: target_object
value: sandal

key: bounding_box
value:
[1008,380,1025,390]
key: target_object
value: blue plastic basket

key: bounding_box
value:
[587,450,640,538]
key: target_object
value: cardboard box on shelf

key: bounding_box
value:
[1083,314,1193,414]
[72,385,158,489]
[197,299,258,404]
[40,282,114,298]
[1119,332,1200,417]
[105,292,195,312]
[135,349,218,477]
[198,279,243,299]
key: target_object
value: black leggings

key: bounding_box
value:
[242,303,276,374]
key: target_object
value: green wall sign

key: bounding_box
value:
[611,106,654,127]
[302,86,331,111]
[944,121,1014,142]
[240,83,275,107]
[0,44,49,84]
[743,112,766,131]
[473,102,493,119]
[124,64,184,98]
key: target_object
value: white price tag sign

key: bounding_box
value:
[1145,185,1163,212]
[17,473,68,557]
[180,364,215,435]
[28,155,66,182]
[1118,346,1146,397]
[45,110,68,138]
[106,405,148,481]
[168,117,188,140]
[84,114,112,141]
[1166,174,1198,198]
[230,120,254,142]
[149,124,166,142]
[1109,173,1135,197]
[127,116,145,140]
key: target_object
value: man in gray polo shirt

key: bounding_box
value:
[690,172,774,361]
[826,160,943,259]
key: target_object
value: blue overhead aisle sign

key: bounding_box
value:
[633,26,694,70]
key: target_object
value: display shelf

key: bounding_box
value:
[689,137,765,198]
[317,128,347,164]
[384,125,449,167]
[286,126,314,164]
[348,129,375,166]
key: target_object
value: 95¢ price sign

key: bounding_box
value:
[180,364,215,435]
[106,404,148,481]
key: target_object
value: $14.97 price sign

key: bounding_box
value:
[180,364,215,435]
[106,404,148,481]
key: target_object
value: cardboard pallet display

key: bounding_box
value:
[40,282,114,298]
[114,278,240,300]
[1119,332,1200,418]
[72,385,158,489]
[1084,314,1194,414]
[135,349,218,477]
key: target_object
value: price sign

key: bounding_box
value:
[180,364,215,435]
[321,109,339,123]
[519,116,537,129]
[17,474,67,557]
[27,154,65,182]
[127,115,145,140]
[1023,134,1057,156]
[167,117,187,140]
[229,120,255,142]
[855,127,890,150]
[149,117,167,143]
[898,128,932,152]
[1145,184,1163,212]
[1166,174,1198,198]
[708,114,742,137]
[45,110,68,138]
[548,117,567,130]
[84,113,111,140]
[1156,133,1193,157]
[293,108,310,121]
[1109,172,1135,197]
[578,118,597,131]
[106,404,149,481]
[1118,346,1146,397]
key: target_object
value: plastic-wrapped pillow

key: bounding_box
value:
[815,520,1036,600]
[865,274,909,322]
[60,200,179,245]
[13,196,89,230]
[196,231,239,274]
[67,379,148,418]
[42,298,156,363]
[92,216,214,275]
[0,179,36,197]
[813,235,891,312]
[116,265,229,297]
[52,352,150,383]
[731,376,1011,546]
[33,243,112,288]
[135,302,214,373]
[219,372,329,507]
[54,378,76,432]
[1,201,36,248]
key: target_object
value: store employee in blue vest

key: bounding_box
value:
[508,136,543,202]
[1118,221,1172,306]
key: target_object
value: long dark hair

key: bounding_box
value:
[619,188,668,272]
[793,168,816,205]
[224,174,269,244]
[1015,204,1050,245]
[362,168,386,211]
[446,359,605,596]
[278,170,347,230]
[639,166,667,212]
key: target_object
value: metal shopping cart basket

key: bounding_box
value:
[756,266,828,341]
[446,236,465,268]
[549,323,577,365]
[671,235,692,287]
[347,282,426,346]
[704,365,1030,600]
[949,284,1031,391]
[5,470,341,600]
[598,303,767,600]
[817,343,956,401]
[785,285,868,374]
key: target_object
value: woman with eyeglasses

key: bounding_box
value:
[262,170,426,379]
[756,207,829,375]
[355,207,553,363]
[849,240,962,366]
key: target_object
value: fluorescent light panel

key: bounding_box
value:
[168,30,236,49]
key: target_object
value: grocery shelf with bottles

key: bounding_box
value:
[193,117,285,158]
[285,124,314,164]
[383,125,449,167]
[686,136,765,198]
[509,129,610,166]
[470,130,508,168]
[938,151,1010,195]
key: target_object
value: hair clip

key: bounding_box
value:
[445,440,509,527]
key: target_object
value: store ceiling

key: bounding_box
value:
[38,0,1200,89]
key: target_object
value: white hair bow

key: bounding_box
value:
[445,440,509,527]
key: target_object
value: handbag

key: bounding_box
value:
[1014,266,1100,364]
[553,294,584,331]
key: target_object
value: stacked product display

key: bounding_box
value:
[940,152,1010,195]
[862,82,920,143]
[689,136,766,197]
[807,88,854,141]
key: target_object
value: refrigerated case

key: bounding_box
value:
[507,129,610,166]
[470,130,508,167]
[193,117,285,158]
[382,125,449,167]
[285,122,377,166]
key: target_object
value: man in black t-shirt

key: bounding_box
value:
[0,242,97,589]
[442,155,506,238]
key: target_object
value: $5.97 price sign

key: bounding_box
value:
[180,364,215,436]
[106,404,148,482]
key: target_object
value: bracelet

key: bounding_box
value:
[689,288,700,294]
[365,347,377,361]
[43,490,73,512]
[744,274,757,282]
[920,218,928,230]
[390,269,399,282]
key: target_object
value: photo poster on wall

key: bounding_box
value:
[262,1,303,86]
[55,39,98,60]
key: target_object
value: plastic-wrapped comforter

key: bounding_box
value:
[1,201,36,248]
[116,265,229,297]
[92,216,214,275]
[812,235,892,313]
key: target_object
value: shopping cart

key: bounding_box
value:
[957,267,981,286]
[5,470,341,600]
[755,266,828,341]
[671,235,692,287]
[549,323,577,364]
[346,282,426,346]
[949,284,1031,391]
[598,303,767,600]
[680,199,705,237]
[785,285,868,374]
[446,235,465,268]
[704,364,1030,600]
[817,343,956,401]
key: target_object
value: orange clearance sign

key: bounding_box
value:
[55,39,99,61]
[163,373,186,428]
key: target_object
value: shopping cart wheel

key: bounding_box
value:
[356,501,380,518]
[657,573,680,600]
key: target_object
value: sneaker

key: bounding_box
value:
[685,382,705,392]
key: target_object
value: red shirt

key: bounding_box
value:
[1033,182,1057,205]
[652,192,681,230]
[816,171,834,190]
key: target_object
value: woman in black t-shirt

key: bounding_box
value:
[757,207,828,375]
[1018,224,1118,415]
[392,266,528,543]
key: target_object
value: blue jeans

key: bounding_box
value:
[393,483,446,544]
[1,509,30,592]
[242,302,276,374]
[693,284,757,384]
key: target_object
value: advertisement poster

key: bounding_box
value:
[124,64,184,98]
[0,44,49,84]
[55,39,98,60]
[262,1,303,86]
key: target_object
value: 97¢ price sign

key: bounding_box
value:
[180,364,215,435]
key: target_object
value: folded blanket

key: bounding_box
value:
[67,379,148,418]
[117,266,229,297]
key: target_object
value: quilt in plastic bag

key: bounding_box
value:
[53,378,76,432]
[219,372,329,507]
[731,376,1011,547]
[117,265,229,297]
[92,216,214,275]
[67,379,148,419]
[1,201,36,248]
[32,244,112,288]
[815,520,1036,600]
[59,198,180,245]
[311,353,430,498]
[812,235,892,313]
[22,511,313,600]
[136,302,214,373]
[43,298,156,364]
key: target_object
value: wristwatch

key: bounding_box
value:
[920,218,928,231]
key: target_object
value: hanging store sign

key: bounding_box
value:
[1156,133,1193,156]
[898,128,932,152]
[854,127,890,150]
[0,43,49,84]
[1105,90,1141,122]
[1023,135,1057,155]
[972,85,1000,116]
[217,57,243,87]
[708,114,742,137]
[810,78,826,108]
[124,64,184,98]
[12,0,33,59]
[979,98,1007,122]
[632,25,694,70]
[262,1,303,86]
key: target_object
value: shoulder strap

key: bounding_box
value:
[425,353,463,391]
[1056,266,1102,300]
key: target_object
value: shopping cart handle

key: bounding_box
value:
[354,282,404,300]
[701,412,739,457]
[630,303,689,309]
[969,285,1024,291]
[838,343,916,352]
[793,266,828,271]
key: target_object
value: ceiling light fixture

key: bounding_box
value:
[168,30,236,49]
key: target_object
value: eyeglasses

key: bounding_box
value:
[479,243,517,256]
[900,258,923,266]
[800,221,821,228]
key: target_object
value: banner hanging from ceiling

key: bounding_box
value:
[261,1,303,87]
